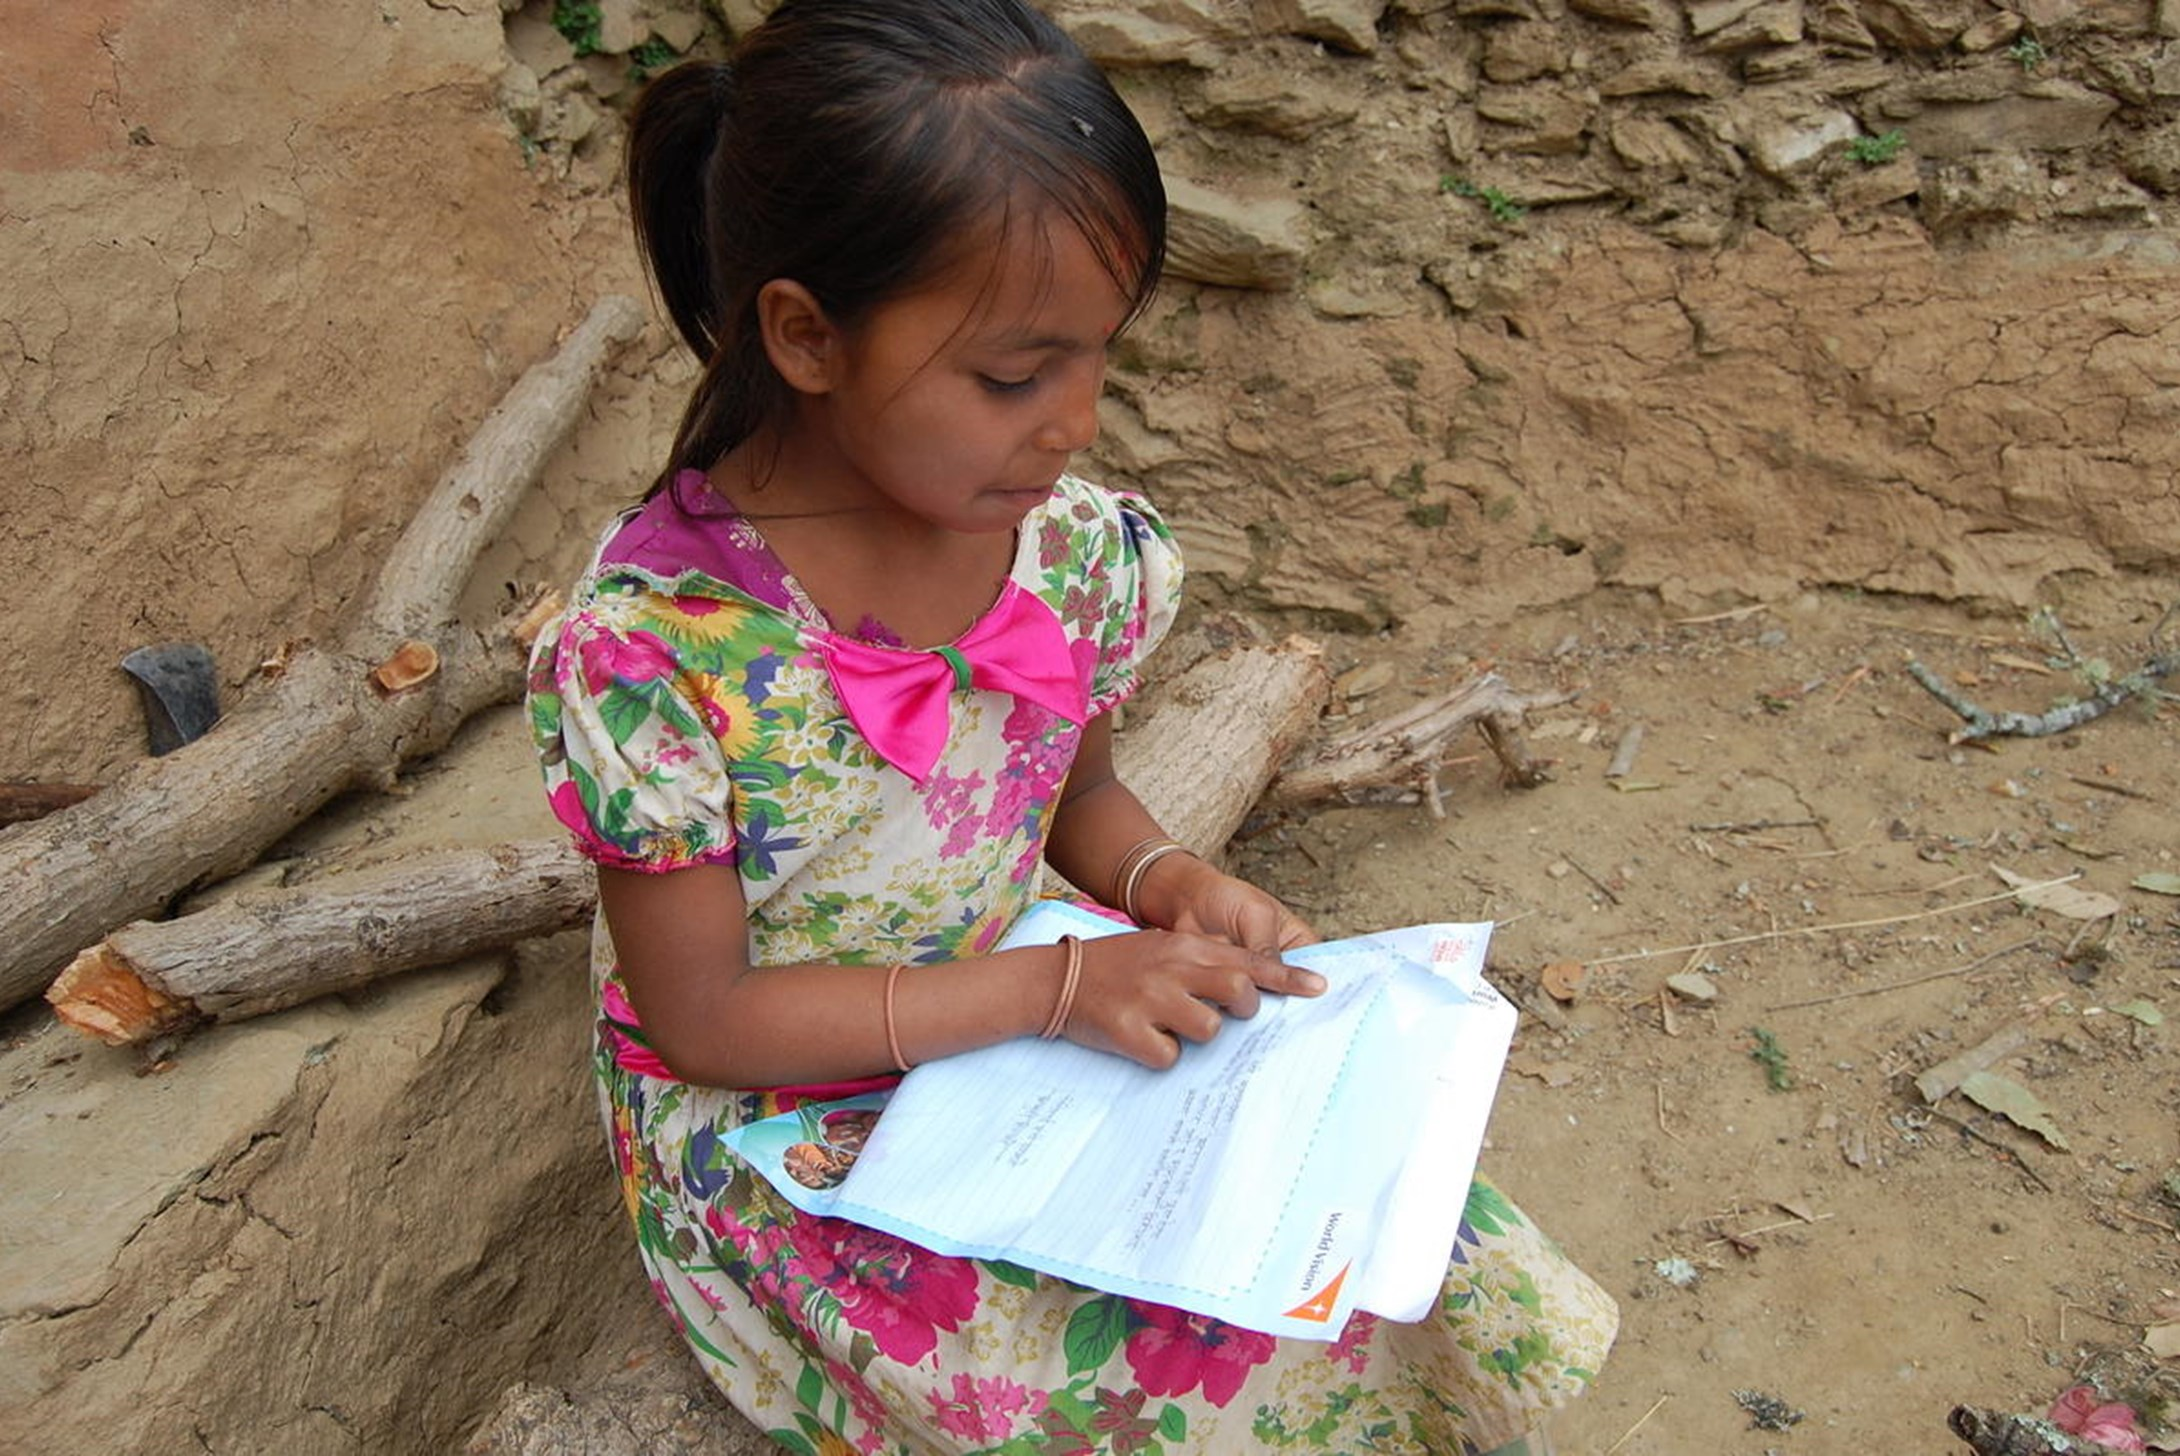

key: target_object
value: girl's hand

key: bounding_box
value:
[1066,929,1325,1069]
[1136,853,1320,957]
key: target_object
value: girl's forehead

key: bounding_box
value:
[922,214,1134,344]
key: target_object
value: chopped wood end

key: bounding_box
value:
[371,640,442,695]
[509,588,566,651]
[47,942,194,1046]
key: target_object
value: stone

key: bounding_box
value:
[1897,83,2122,160]
[708,0,777,39]
[1810,0,1877,47]
[1569,0,1671,26]
[596,0,648,55]
[1477,83,1597,154]
[1702,0,1806,51]
[2154,44,2180,96]
[1256,0,1389,53]
[2162,0,2180,38]
[505,8,577,76]
[1055,6,1227,68]
[651,10,710,52]
[1611,113,1711,174]
[1833,152,1922,211]
[1163,176,1310,289]
[2052,176,2159,223]
[1956,10,2024,52]
[1854,0,1975,50]
[1921,153,2045,234]
[1453,0,1543,16]
[1193,67,1362,139]
[1483,22,1572,82]
[1744,45,1820,82]
[2118,118,2180,192]
[1742,103,1860,176]
[1598,55,1732,98]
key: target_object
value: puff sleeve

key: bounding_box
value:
[1079,484,1184,716]
[526,598,740,874]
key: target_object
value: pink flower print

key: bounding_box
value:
[1057,581,1105,633]
[1122,1302,1276,1407]
[1089,1387,1160,1455]
[578,627,677,696]
[926,1372,1046,1443]
[1038,516,1073,570]
[1326,1311,1377,1375]
[548,781,594,837]
[824,1357,891,1452]
[920,767,987,833]
[825,1223,980,1366]
[2049,1386,2146,1452]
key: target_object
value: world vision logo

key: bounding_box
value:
[1284,1260,1351,1323]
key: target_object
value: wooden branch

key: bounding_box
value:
[49,841,598,1044]
[1905,604,2180,743]
[1949,1405,2141,1455]
[0,296,646,1013]
[49,636,1331,1045]
[0,782,99,826]
[1264,669,1569,810]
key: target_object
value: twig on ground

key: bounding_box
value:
[1561,853,1621,906]
[2068,775,2154,801]
[1689,817,1823,833]
[1768,936,2042,1011]
[1584,876,2078,968]
[1605,1396,1669,1454]
[1927,1107,2054,1194]
[1903,602,2179,744]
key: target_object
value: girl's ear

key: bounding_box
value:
[756,279,843,395]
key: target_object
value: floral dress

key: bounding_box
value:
[528,472,1618,1455]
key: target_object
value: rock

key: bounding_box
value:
[1690,0,1804,50]
[1192,64,1362,139]
[1809,0,1878,47]
[1741,103,1861,177]
[1921,153,2046,234]
[708,0,777,37]
[1597,55,1732,98]
[505,8,577,76]
[1256,0,1389,53]
[2051,175,2159,224]
[1483,22,1572,82]
[651,10,710,52]
[499,61,544,133]
[1855,0,1976,50]
[1569,0,1671,26]
[2154,45,2180,97]
[467,1342,767,1456]
[1478,83,1597,154]
[1834,153,1923,211]
[1454,0,1545,17]
[2162,0,2180,38]
[596,0,649,55]
[1666,971,1721,1002]
[1163,176,1310,289]
[1895,83,2123,160]
[1054,5,1229,68]
[2118,118,2180,192]
[1611,113,1711,174]
[1956,10,2024,52]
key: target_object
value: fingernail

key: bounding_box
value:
[1297,970,1326,993]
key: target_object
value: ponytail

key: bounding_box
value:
[627,62,730,362]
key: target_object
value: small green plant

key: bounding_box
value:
[552,0,604,56]
[1407,501,1450,529]
[2007,34,2047,71]
[1440,175,1527,223]
[1845,129,1907,166]
[629,36,680,81]
[1747,1027,1794,1091]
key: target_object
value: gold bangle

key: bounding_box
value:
[1039,935,1084,1040]
[883,962,913,1073]
[1120,842,1190,925]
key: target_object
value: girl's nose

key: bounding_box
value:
[1038,362,1103,453]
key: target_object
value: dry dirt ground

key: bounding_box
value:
[1221,589,2180,1452]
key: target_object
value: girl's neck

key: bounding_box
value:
[706,433,1018,650]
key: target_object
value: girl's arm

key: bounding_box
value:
[1044,714,1319,956]
[601,746,1319,1086]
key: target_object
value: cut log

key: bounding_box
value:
[0,296,646,1013]
[1265,669,1569,811]
[49,636,1332,1046]
[0,782,100,826]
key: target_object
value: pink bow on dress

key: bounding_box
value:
[818,582,1088,783]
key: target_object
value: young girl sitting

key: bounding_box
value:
[527,2,1617,1451]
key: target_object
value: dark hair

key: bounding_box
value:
[626,0,1167,494]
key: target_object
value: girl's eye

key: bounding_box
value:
[978,373,1038,396]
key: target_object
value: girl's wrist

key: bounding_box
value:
[1129,848,1215,930]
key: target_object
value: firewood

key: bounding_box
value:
[1949,1404,2141,1455]
[0,296,647,1013]
[47,637,1331,1045]
[1264,669,1569,812]
[0,782,100,826]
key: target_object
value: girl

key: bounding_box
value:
[527,2,1617,1452]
